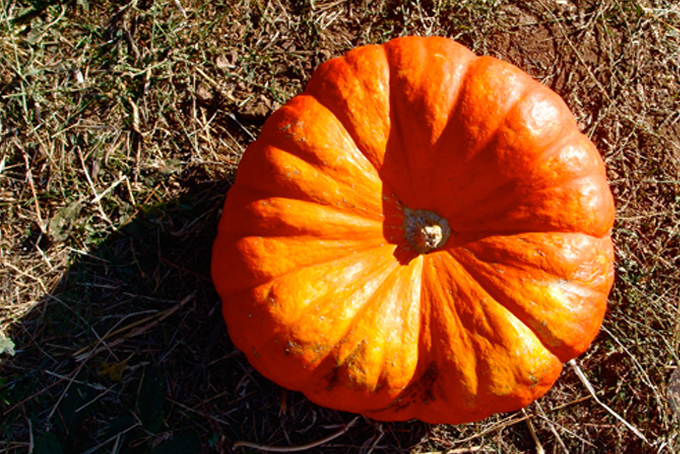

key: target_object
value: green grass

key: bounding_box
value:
[1,0,679,452]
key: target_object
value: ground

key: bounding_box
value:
[0,0,679,453]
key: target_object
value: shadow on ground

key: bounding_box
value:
[2,178,429,453]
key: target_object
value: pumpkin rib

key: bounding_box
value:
[232,145,385,222]
[452,258,571,362]
[275,252,418,403]
[219,234,394,296]
[441,98,600,219]
[365,253,537,424]
[221,189,385,240]
[235,244,400,324]
[381,40,427,206]
[212,184,389,295]
[265,92,384,175]
[383,90,416,207]
[364,259,423,395]
[454,232,615,279]
[424,60,537,212]
[407,252,563,423]
[446,236,611,362]
[417,254,481,407]
[496,83,578,148]
[303,44,391,176]
[442,173,615,239]
[382,38,478,208]
[230,188,385,236]
[301,84,404,212]
[280,94,385,183]
[489,123,583,180]
[459,264,606,363]
[230,96,386,221]
[301,257,423,410]
[225,244,403,391]
[429,126,579,219]
[284,248,403,364]
[426,56,586,216]
[434,112,613,239]
[451,55,535,158]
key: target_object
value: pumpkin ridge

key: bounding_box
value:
[369,260,424,393]
[509,120,583,168]
[459,55,536,150]
[442,247,557,352]
[225,191,385,239]
[424,59,477,199]
[455,232,615,277]
[228,240,397,297]
[225,244,404,388]
[289,94,386,184]
[440,254,563,409]
[303,45,390,176]
[381,38,436,205]
[488,62,549,127]
[424,59,537,214]
[304,93,386,181]
[445,244,606,361]
[294,252,404,367]
[418,254,481,407]
[481,124,583,183]
[428,84,587,215]
[413,252,561,423]
[380,37,480,208]
[420,58,479,199]
[247,191,385,230]
[383,96,414,207]
[439,168,614,239]
[364,360,444,421]
[439,228,614,254]
[235,146,384,221]
[299,256,422,402]
[233,96,386,220]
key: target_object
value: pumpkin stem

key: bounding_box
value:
[403,207,451,254]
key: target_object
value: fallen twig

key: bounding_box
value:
[233,416,359,452]
[534,401,569,454]
[73,292,194,361]
[522,408,545,454]
[569,359,650,445]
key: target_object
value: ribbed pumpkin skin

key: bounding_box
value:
[211,36,615,425]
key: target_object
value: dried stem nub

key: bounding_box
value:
[403,207,451,254]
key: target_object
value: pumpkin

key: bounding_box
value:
[211,36,615,424]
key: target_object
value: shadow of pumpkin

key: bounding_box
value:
[1,169,428,454]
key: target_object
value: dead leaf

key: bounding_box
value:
[98,359,128,381]
[669,368,680,426]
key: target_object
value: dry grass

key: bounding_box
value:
[0,0,678,452]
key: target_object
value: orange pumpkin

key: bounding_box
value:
[211,36,615,424]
